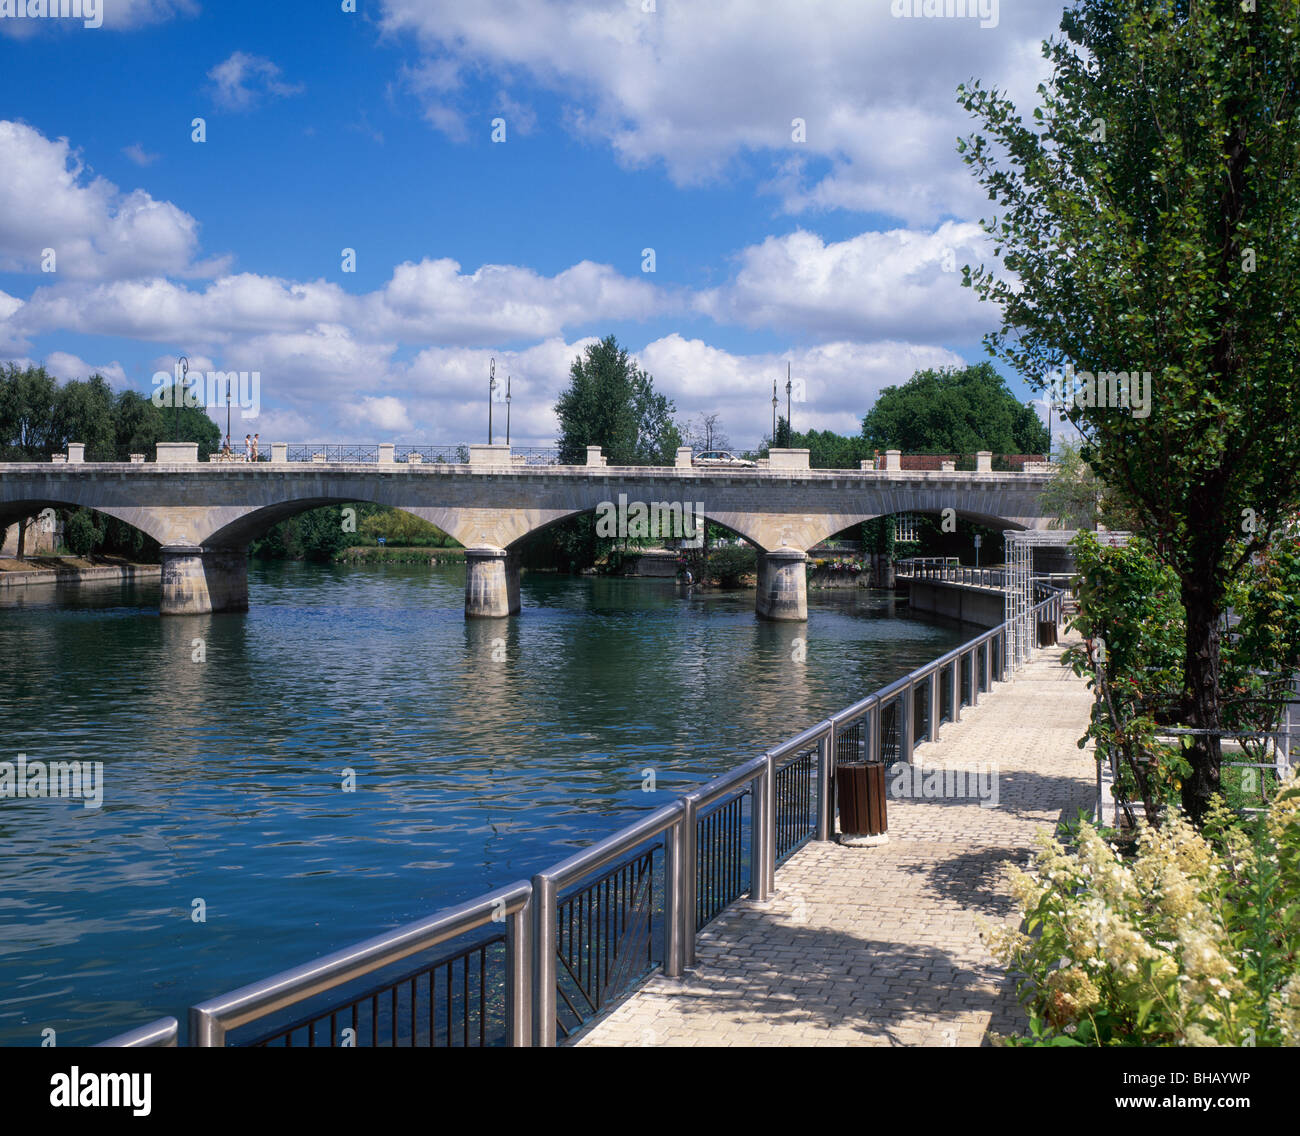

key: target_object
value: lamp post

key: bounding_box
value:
[505,374,511,446]
[174,355,188,443]
[488,357,496,444]
[227,375,233,455]
[974,533,983,569]
[785,362,792,438]
[771,380,778,445]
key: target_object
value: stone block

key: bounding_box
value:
[768,448,811,470]
[156,442,199,463]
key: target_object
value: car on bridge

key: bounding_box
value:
[692,450,757,468]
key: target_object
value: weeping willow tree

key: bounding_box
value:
[958,0,1300,821]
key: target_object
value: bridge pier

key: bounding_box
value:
[160,545,249,615]
[755,549,807,622]
[465,546,520,618]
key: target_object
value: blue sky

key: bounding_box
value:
[0,0,1067,448]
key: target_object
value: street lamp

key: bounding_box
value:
[771,380,778,444]
[505,374,512,446]
[488,357,496,444]
[174,355,188,442]
[785,362,792,438]
[227,375,233,455]
[974,533,983,569]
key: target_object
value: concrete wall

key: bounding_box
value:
[905,579,1005,628]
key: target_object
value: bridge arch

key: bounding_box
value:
[0,495,165,550]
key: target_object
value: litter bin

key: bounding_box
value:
[836,761,887,843]
[1037,619,1058,647]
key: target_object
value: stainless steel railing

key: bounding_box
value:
[188,880,531,1047]
[96,592,1063,1048]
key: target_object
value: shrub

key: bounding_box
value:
[63,510,102,558]
[989,779,1300,1046]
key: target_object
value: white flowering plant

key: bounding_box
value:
[989,778,1300,1046]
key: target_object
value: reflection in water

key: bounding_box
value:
[0,561,974,1045]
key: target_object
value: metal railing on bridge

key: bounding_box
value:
[97,590,1064,1049]
[237,444,561,465]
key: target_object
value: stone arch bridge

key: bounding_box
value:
[0,452,1056,621]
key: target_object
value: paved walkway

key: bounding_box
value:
[576,633,1096,1047]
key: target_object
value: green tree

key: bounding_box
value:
[112,390,169,462]
[0,364,58,459]
[957,0,1300,821]
[63,510,102,558]
[359,508,455,547]
[53,375,117,460]
[555,336,681,465]
[861,363,1047,454]
[788,427,872,469]
[773,415,792,449]
[1039,440,1141,531]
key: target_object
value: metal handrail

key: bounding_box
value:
[98,590,1065,1048]
[93,1016,179,1047]
[188,879,531,1047]
[531,801,685,1047]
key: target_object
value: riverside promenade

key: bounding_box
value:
[576,632,1096,1047]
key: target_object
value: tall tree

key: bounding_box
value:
[0,363,58,459]
[957,0,1300,820]
[861,362,1048,454]
[555,335,681,465]
[53,374,117,460]
[685,411,730,453]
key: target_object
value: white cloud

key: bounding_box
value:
[639,334,966,446]
[122,142,159,167]
[379,0,1059,224]
[42,350,129,388]
[0,121,226,281]
[696,222,994,341]
[365,257,667,344]
[356,395,411,433]
[10,256,668,349]
[207,52,304,112]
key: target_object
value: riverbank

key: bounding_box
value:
[331,545,466,565]
[0,555,161,588]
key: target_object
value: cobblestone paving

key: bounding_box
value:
[575,634,1096,1047]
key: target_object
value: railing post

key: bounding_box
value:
[664,813,684,978]
[900,683,914,763]
[531,873,557,1048]
[950,659,961,723]
[928,668,940,743]
[816,730,834,841]
[969,648,979,708]
[507,897,533,1046]
[764,752,776,896]
[189,1006,223,1048]
[749,766,771,903]
[981,638,991,693]
[868,701,882,763]
[682,793,700,968]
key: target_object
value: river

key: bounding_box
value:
[0,561,975,1045]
